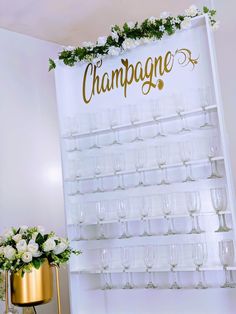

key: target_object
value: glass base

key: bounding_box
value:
[215,227,231,233]
[110,140,122,146]
[145,282,157,289]
[195,282,208,289]
[140,232,151,237]
[119,233,131,239]
[208,173,222,179]
[114,185,125,191]
[221,283,235,288]
[170,282,181,289]
[123,283,133,289]
[188,228,199,234]
[179,128,191,133]
[158,180,170,185]
[89,144,101,149]
[152,133,166,138]
[200,123,213,129]
[183,176,195,183]
[131,137,144,142]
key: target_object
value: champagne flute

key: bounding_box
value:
[100,248,112,290]
[93,157,104,193]
[199,86,213,129]
[113,154,125,190]
[162,194,176,235]
[117,200,130,239]
[156,145,169,185]
[174,92,190,133]
[144,246,156,288]
[129,104,143,142]
[109,108,121,145]
[208,137,221,179]
[96,201,106,239]
[121,247,133,289]
[186,192,203,234]
[150,99,165,137]
[169,244,181,289]
[89,112,100,149]
[219,240,235,288]
[77,204,85,240]
[192,243,208,289]
[140,197,152,236]
[135,149,148,187]
[211,188,231,232]
[179,141,194,182]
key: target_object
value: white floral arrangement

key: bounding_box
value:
[49,5,219,70]
[0,226,80,275]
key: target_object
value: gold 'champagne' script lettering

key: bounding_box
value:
[82,48,199,104]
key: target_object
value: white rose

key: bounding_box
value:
[111,31,119,41]
[27,240,40,257]
[37,226,45,235]
[43,238,56,252]
[22,252,32,263]
[127,21,135,29]
[185,5,198,17]
[19,225,28,234]
[108,46,121,56]
[16,239,27,253]
[3,228,14,240]
[181,17,192,30]
[4,246,16,260]
[122,38,138,50]
[53,240,68,255]
[97,36,107,46]
[12,234,22,243]
[148,16,157,23]
[82,41,94,48]
[160,11,171,19]
[212,21,220,31]
[32,232,38,241]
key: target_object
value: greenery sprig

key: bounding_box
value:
[49,5,218,71]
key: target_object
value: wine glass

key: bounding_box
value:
[121,247,133,289]
[140,197,152,236]
[89,112,100,149]
[109,108,122,145]
[192,243,208,289]
[129,104,143,142]
[185,192,203,234]
[162,194,176,235]
[144,246,157,288]
[174,92,190,133]
[199,86,213,128]
[219,240,235,288]
[113,154,125,190]
[169,244,181,289]
[117,200,130,239]
[211,188,230,232]
[179,141,195,182]
[100,248,112,289]
[208,137,221,179]
[96,201,106,239]
[150,99,165,138]
[156,145,170,185]
[93,157,104,193]
[77,204,85,240]
[135,149,148,187]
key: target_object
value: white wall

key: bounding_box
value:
[0,29,70,314]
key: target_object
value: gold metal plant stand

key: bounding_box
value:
[5,266,62,314]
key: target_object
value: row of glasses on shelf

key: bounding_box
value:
[63,86,215,141]
[66,137,222,185]
[73,188,230,241]
[97,240,235,290]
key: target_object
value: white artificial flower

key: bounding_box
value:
[180,17,192,30]
[148,16,157,23]
[16,239,27,253]
[65,46,75,51]
[12,234,22,243]
[32,232,38,241]
[37,226,45,235]
[122,38,138,50]
[212,20,220,31]
[185,5,198,17]
[159,25,165,32]
[3,228,14,240]
[108,46,121,56]
[111,31,119,42]
[0,246,4,255]
[162,19,167,24]
[127,21,135,28]
[43,238,56,252]
[0,236,4,245]
[19,225,28,234]
[53,239,68,255]
[22,252,32,263]
[4,246,16,260]
[92,56,102,65]
[97,36,107,46]
[160,11,171,19]
[142,37,154,44]
[82,41,94,48]
[27,240,39,256]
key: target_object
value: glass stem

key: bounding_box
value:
[218,214,224,230]
[224,267,230,286]
[79,224,83,240]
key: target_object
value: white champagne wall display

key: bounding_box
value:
[55,16,236,314]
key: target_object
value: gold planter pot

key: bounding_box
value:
[10,260,53,306]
